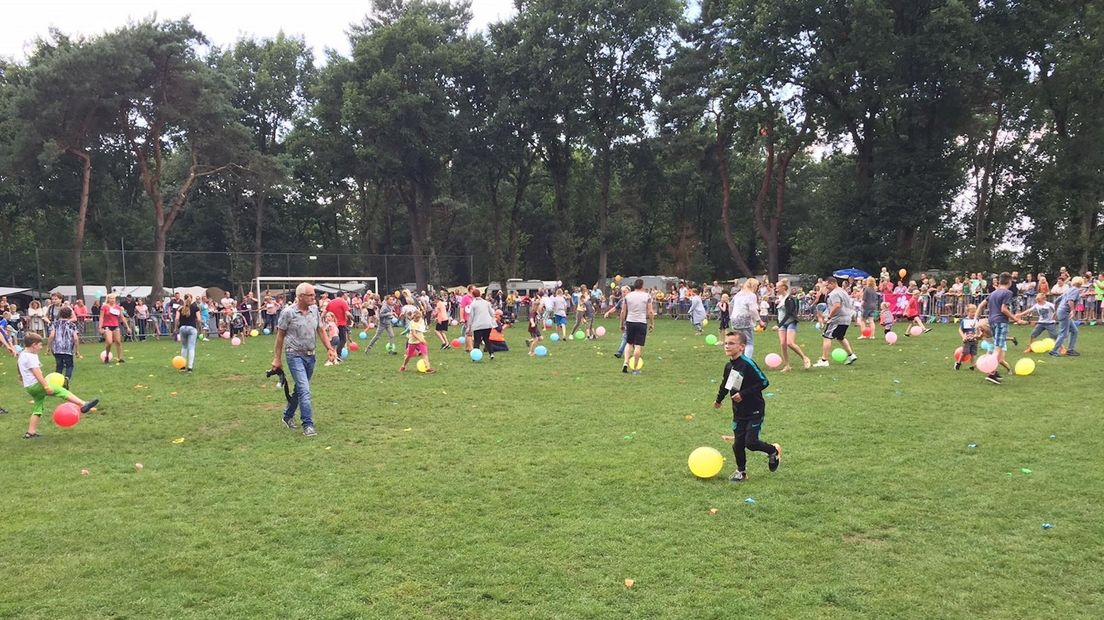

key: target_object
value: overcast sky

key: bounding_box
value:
[1,0,518,62]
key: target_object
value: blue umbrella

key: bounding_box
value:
[833,267,870,279]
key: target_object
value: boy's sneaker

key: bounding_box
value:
[1047,351,1060,357]
[613,352,622,359]
[769,444,782,472]
[631,370,641,376]
[1066,350,1081,356]
[622,365,628,373]
[282,416,297,429]
[729,470,748,482]
[986,372,1002,385]
[954,361,961,370]
[813,359,830,368]
[1010,336,1019,346]
[303,425,317,437]
[80,399,100,414]
[845,354,858,365]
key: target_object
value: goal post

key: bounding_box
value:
[253,276,379,305]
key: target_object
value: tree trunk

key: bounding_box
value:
[974,99,1003,269]
[70,148,92,302]
[544,140,575,282]
[253,193,265,283]
[713,126,754,277]
[597,143,612,289]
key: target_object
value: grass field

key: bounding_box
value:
[1,319,1101,619]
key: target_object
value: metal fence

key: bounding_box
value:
[0,248,475,298]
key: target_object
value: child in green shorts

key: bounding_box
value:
[18,333,99,439]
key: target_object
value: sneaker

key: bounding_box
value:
[613,352,623,359]
[622,365,629,374]
[1066,350,1081,357]
[282,416,297,430]
[845,354,858,365]
[769,444,782,472]
[489,353,494,360]
[22,432,42,439]
[986,373,1002,385]
[954,362,961,370]
[729,470,748,482]
[631,370,641,376]
[813,359,830,368]
[1010,336,1019,346]
[1048,351,1060,358]
[324,361,334,366]
[303,425,317,437]
[80,399,100,414]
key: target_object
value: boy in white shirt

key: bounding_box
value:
[18,333,99,439]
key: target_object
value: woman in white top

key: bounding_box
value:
[27,300,48,337]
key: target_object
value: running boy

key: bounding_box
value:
[713,331,781,482]
[956,304,979,370]
[19,333,99,439]
[974,272,1026,384]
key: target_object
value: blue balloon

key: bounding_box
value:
[391,317,400,325]
[980,340,993,352]
[550,333,560,342]
[340,347,349,358]
[458,336,466,344]
[534,345,548,357]
[470,349,484,362]
[15,345,24,354]
[359,331,368,339]
[263,328,271,335]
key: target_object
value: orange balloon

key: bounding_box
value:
[172,355,186,369]
[898,268,907,278]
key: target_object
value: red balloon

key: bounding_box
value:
[53,403,81,428]
[348,342,360,352]
[861,327,873,338]
[450,339,461,349]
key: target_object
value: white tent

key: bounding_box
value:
[171,286,209,299]
[0,287,31,297]
[50,285,108,303]
[112,285,154,298]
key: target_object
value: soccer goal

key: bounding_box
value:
[253,276,379,304]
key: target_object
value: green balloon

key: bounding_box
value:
[705,334,718,345]
[831,348,848,362]
[574,331,586,340]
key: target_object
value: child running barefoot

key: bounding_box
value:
[399,310,435,373]
[879,301,895,336]
[526,298,544,356]
[713,331,780,482]
[323,312,339,366]
[19,334,99,439]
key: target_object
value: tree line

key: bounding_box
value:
[0,0,1100,299]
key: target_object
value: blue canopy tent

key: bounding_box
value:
[832,267,870,279]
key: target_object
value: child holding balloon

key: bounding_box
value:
[18,333,99,439]
[399,309,434,373]
[713,331,780,482]
[955,304,979,370]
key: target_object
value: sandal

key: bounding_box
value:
[22,432,41,439]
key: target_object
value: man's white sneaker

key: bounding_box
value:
[813,359,830,368]
[845,354,858,365]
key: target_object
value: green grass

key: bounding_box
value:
[1,320,1102,619]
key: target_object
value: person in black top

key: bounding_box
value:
[714,331,781,482]
[174,294,201,372]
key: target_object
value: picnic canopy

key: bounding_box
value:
[833,267,870,279]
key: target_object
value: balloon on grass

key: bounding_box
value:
[885,331,898,344]
[470,349,484,362]
[171,356,187,369]
[450,339,461,349]
[704,334,718,346]
[595,326,606,337]
[250,329,259,337]
[534,345,548,357]
[831,348,847,362]
[861,327,873,338]
[263,328,271,335]
[688,447,725,479]
[628,357,644,370]
[764,353,782,368]
[976,353,999,374]
[231,337,242,346]
[359,331,368,340]
[980,340,993,352]
[1014,358,1036,376]
[575,330,585,340]
[416,359,428,373]
[550,333,560,342]
[53,403,81,428]
[909,325,923,337]
[340,347,349,359]
[348,342,360,352]
[100,350,113,362]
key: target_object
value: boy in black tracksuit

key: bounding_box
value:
[714,331,781,482]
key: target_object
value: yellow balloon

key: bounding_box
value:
[416,359,428,373]
[45,372,66,390]
[702,319,709,327]
[1029,340,1047,354]
[171,355,187,369]
[250,329,259,337]
[688,447,725,479]
[628,357,644,370]
[1039,338,1056,353]
[1014,358,1036,376]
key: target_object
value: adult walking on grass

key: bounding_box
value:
[775,280,811,371]
[619,278,654,375]
[272,283,338,437]
[99,294,126,364]
[467,289,497,359]
[729,278,763,358]
[174,294,201,372]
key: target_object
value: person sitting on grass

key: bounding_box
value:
[713,330,780,482]
[19,333,99,439]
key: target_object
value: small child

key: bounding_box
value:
[527,299,543,356]
[1015,293,1057,352]
[713,331,780,482]
[48,306,82,387]
[956,304,979,370]
[399,309,434,373]
[19,333,99,439]
[879,302,895,334]
[717,293,731,333]
[905,291,930,335]
[323,312,339,366]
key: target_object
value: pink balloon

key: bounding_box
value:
[764,353,782,368]
[885,331,898,344]
[976,353,999,374]
[231,337,242,346]
[99,350,112,362]
[221,332,230,339]
[909,325,923,337]
[53,403,81,428]
[595,326,606,337]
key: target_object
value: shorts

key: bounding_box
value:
[823,323,849,341]
[553,315,567,326]
[863,310,877,319]
[782,324,797,332]
[991,322,1009,351]
[625,321,648,346]
[102,325,119,331]
[1030,323,1058,339]
[26,383,73,416]
[405,342,428,357]
[528,324,541,338]
[436,321,449,332]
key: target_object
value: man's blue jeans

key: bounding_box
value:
[284,353,316,426]
[1054,314,1079,353]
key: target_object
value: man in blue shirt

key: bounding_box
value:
[1051,276,1084,357]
